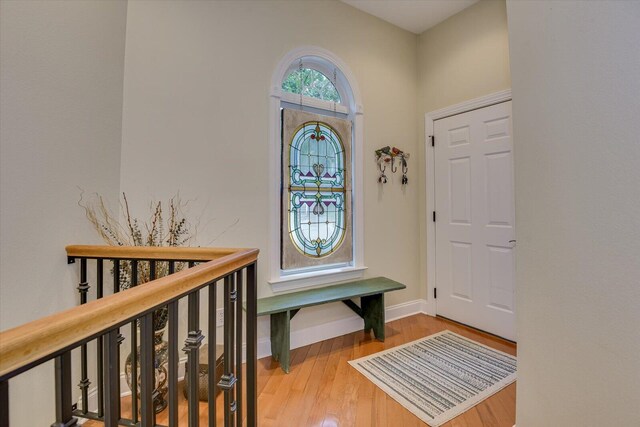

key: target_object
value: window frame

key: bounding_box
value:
[280,92,349,115]
[268,47,366,292]
[282,60,346,104]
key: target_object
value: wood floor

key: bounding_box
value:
[85,313,516,426]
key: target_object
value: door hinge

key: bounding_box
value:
[430,135,435,147]
[434,288,437,299]
[432,211,436,222]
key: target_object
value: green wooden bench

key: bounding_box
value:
[257,276,405,373]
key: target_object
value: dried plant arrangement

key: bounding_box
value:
[80,191,206,412]
[79,192,197,290]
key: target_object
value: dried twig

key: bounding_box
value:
[79,191,198,289]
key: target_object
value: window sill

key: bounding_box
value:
[268,266,368,293]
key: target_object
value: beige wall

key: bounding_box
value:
[119,0,420,334]
[507,1,640,425]
[0,0,127,424]
[416,0,511,299]
[417,0,510,115]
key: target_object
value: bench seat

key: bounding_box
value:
[257,276,405,373]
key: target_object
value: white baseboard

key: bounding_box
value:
[424,298,436,316]
[77,298,430,419]
[257,298,429,359]
[386,298,430,322]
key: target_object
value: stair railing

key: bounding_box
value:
[0,245,258,427]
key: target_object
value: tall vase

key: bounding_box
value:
[125,307,169,414]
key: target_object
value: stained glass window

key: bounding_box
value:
[281,109,352,270]
[289,121,346,257]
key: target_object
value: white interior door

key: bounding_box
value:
[434,101,516,341]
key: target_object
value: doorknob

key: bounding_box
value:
[508,240,517,248]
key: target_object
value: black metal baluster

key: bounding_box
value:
[219,274,237,427]
[149,259,162,421]
[113,259,120,294]
[208,280,217,427]
[130,260,139,424]
[77,258,90,414]
[96,258,104,418]
[229,274,236,427]
[168,298,179,427]
[111,260,123,423]
[167,261,178,427]
[222,275,232,427]
[184,287,203,427]
[149,258,162,421]
[0,380,8,427]
[186,259,200,426]
[149,260,156,281]
[51,351,77,427]
[246,263,257,427]
[103,330,120,427]
[139,313,154,426]
[235,271,243,427]
[96,259,104,298]
[132,259,139,286]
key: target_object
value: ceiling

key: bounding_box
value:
[340,0,479,34]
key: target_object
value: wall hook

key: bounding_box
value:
[401,155,409,185]
[378,163,388,184]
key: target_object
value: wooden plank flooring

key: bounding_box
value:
[84,314,516,426]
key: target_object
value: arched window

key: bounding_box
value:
[269,48,365,290]
[282,68,341,103]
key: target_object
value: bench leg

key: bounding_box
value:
[362,293,385,341]
[270,311,291,373]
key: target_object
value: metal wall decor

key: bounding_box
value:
[375,146,410,185]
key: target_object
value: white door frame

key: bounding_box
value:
[424,89,512,316]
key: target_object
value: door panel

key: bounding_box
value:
[434,101,515,341]
[450,241,473,301]
[486,152,513,227]
[449,157,472,224]
[487,245,515,312]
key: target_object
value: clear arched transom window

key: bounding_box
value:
[288,121,346,257]
[282,68,341,103]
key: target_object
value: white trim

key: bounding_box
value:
[280,91,349,115]
[424,120,437,317]
[269,46,365,292]
[256,299,429,359]
[384,298,430,322]
[269,266,368,293]
[426,89,512,122]
[424,90,512,318]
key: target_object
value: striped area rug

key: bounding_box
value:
[349,330,517,426]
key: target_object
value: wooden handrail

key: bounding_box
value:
[66,245,247,261]
[0,247,258,380]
